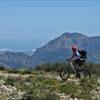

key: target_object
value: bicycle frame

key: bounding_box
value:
[67,61,76,73]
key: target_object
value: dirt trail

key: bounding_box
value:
[0,71,80,84]
[0,71,32,78]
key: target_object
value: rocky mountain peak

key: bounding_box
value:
[35,32,88,52]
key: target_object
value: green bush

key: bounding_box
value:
[22,90,59,100]
[0,66,7,71]
[4,77,17,86]
[36,62,100,76]
[59,82,80,95]
[7,69,19,74]
[36,62,67,72]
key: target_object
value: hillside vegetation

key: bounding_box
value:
[0,62,100,100]
[36,62,100,76]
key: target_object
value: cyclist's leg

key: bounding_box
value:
[69,61,76,72]
[74,59,80,69]
[74,59,81,78]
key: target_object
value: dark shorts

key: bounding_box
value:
[74,59,85,66]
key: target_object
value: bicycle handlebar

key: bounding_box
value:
[66,59,70,61]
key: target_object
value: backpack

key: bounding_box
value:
[78,50,87,59]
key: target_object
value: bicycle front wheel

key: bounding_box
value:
[60,68,70,81]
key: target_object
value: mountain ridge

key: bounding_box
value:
[33,32,100,65]
[0,32,100,68]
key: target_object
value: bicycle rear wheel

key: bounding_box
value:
[80,67,91,78]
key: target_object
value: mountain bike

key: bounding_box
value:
[60,60,91,81]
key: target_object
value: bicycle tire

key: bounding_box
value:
[79,68,91,78]
[60,68,70,81]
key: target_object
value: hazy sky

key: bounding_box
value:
[0,0,100,51]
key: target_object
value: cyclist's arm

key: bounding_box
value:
[67,53,75,61]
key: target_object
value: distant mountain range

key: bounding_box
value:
[0,32,100,68]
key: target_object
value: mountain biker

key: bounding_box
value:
[67,45,87,78]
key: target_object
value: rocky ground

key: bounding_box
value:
[0,71,100,100]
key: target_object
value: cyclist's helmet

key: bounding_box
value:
[71,45,77,51]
